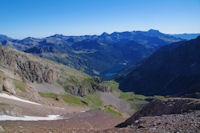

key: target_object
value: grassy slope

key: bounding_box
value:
[39,92,87,106]
[38,90,126,118]
[83,92,103,109]
[38,91,104,108]
[103,80,165,111]
[104,105,123,118]
[0,102,6,106]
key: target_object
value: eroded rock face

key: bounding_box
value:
[16,60,54,83]
[117,98,200,128]
[66,86,93,97]
[0,76,3,91]
[2,78,16,94]
[0,45,54,83]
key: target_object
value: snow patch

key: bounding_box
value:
[0,93,41,105]
[0,115,61,121]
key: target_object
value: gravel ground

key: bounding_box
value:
[0,111,199,133]
[128,111,200,133]
[0,110,123,133]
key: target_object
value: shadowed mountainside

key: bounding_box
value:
[118,36,200,97]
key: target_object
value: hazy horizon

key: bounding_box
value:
[1,29,200,40]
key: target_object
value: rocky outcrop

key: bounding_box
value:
[66,86,86,96]
[116,98,200,128]
[16,61,54,83]
[65,79,109,97]
[0,45,54,83]
[2,78,16,94]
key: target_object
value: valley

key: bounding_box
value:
[1,0,200,132]
[0,31,199,133]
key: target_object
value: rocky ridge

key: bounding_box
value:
[116,98,200,127]
[0,44,108,96]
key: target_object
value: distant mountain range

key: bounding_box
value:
[171,33,200,40]
[0,34,13,41]
[118,36,200,97]
[0,29,182,77]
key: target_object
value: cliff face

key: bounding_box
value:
[117,98,200,128]
[0,45,54,83]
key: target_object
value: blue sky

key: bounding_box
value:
[0,0,200,39]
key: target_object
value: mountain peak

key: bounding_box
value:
[51,34,65,38]
[23,37,36,41]
[148,29,160,33]
[101,32,109,36]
